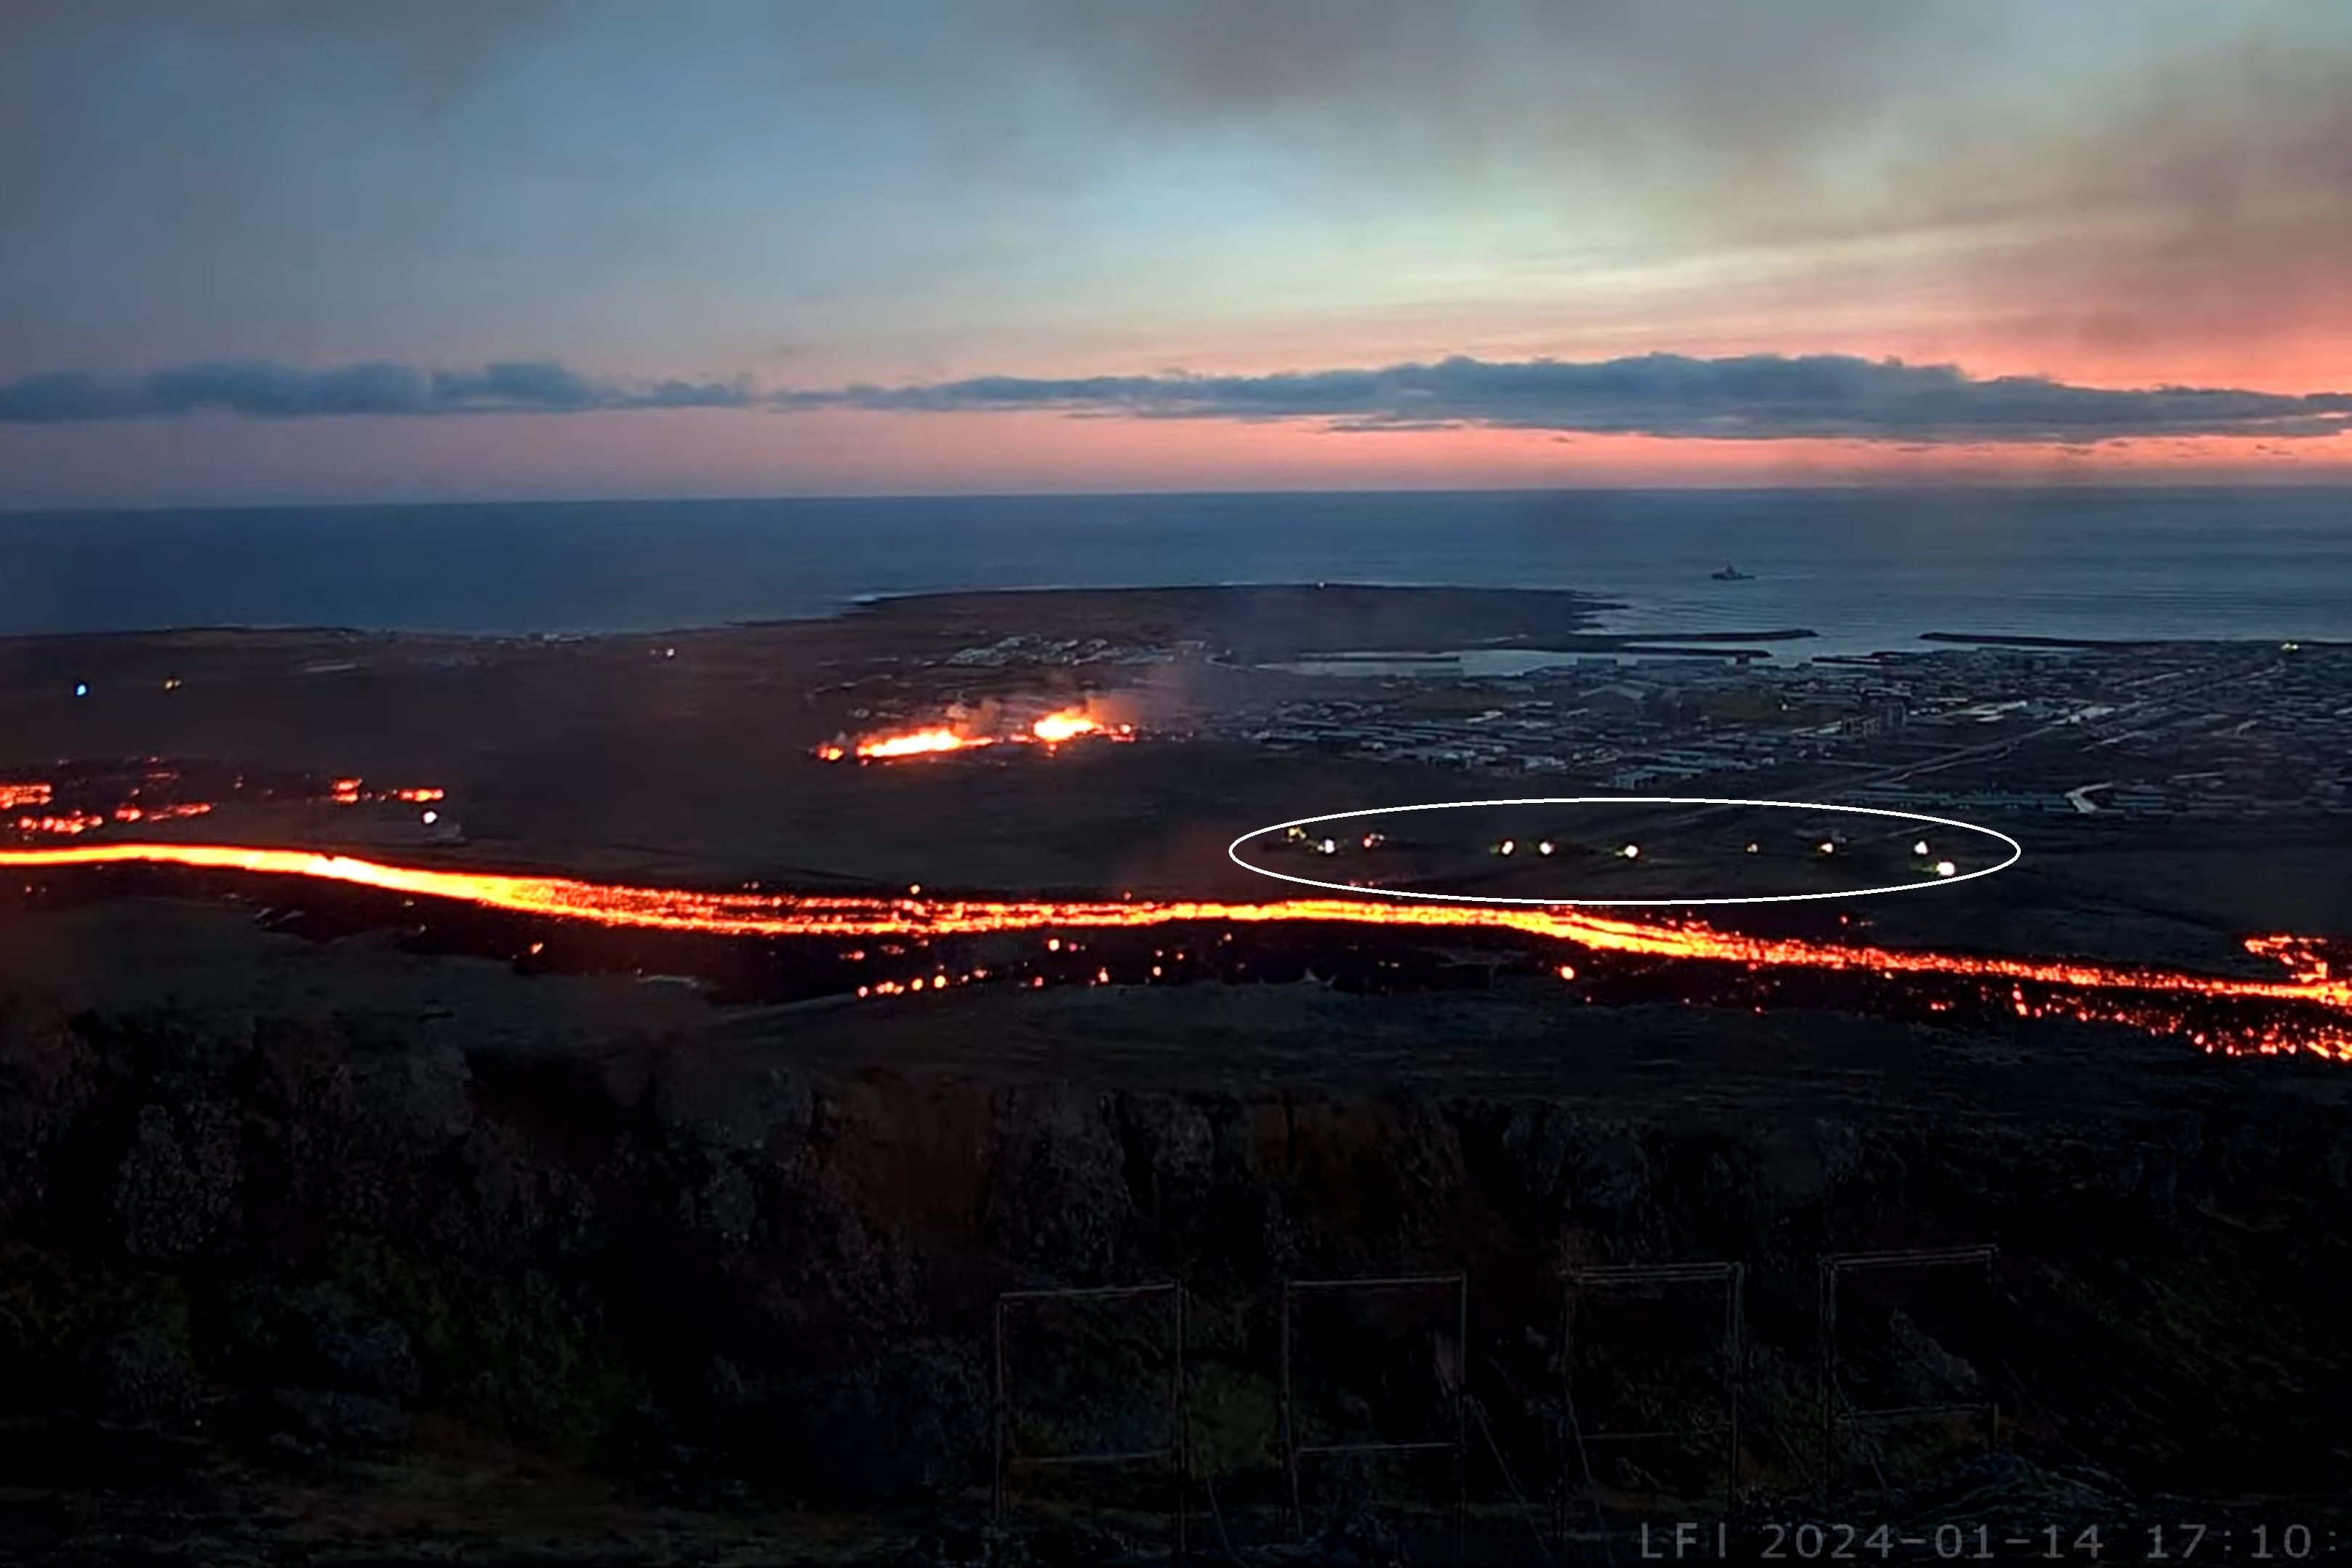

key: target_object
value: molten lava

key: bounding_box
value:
[106,802,214,825]
[4,772,440,834]
[3,839,2349,1061]
[13,812,104,836]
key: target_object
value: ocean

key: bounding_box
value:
[4,488,2347,658]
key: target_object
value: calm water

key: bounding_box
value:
[3,489,2346,657]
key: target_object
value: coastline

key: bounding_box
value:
[1919,629,2346,650]
[7,573,2335,666]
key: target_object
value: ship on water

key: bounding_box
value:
[1712,563,1755,581]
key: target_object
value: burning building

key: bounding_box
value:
[816,701,1137,763]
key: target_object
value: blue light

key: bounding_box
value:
[73,683,87,698]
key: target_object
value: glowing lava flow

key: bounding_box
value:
[4,840,2348,1060]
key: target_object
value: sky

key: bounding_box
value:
[1,0,2348,507]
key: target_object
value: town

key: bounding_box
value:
[845,623,2352,825]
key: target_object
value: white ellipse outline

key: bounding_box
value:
[1225,796,2021,908]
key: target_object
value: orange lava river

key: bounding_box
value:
[4,840,2348,1060]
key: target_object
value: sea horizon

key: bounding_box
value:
[6,486,2348,657]
[12,478,2352,519]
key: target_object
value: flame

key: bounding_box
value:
[0,783,54,811]
[1032,710,1102,743]
[820,706,1134,762]
[2,838,2349,1060]
[857,727,991,759]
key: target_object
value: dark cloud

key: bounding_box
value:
[0,1,557,105]
[11,352,2347,445]
[0,361,751,423]
[1946,39,2352,364]
[1025,0,1941,185]
[1024,2,2352,363]
[803,355,2352,444]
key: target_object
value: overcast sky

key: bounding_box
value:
[3,0,2347,506]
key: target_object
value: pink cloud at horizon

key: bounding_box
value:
[5,403,2343,511]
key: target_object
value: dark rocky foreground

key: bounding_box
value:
[1,963,2350,1564]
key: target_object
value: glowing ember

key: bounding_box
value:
[7,772,223,837]
[2244,932,2336,983]
[108,802,213,825]
[14,812,105,836]
[8,770,438,840]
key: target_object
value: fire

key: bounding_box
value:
[1032,709,1126,743]
[0,783,54,811]
[856,727,990,760]
[818,705,1135,762]
[1048,706,1134,743]
[3,838,2350,1060]
[1031,711,1098,743]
